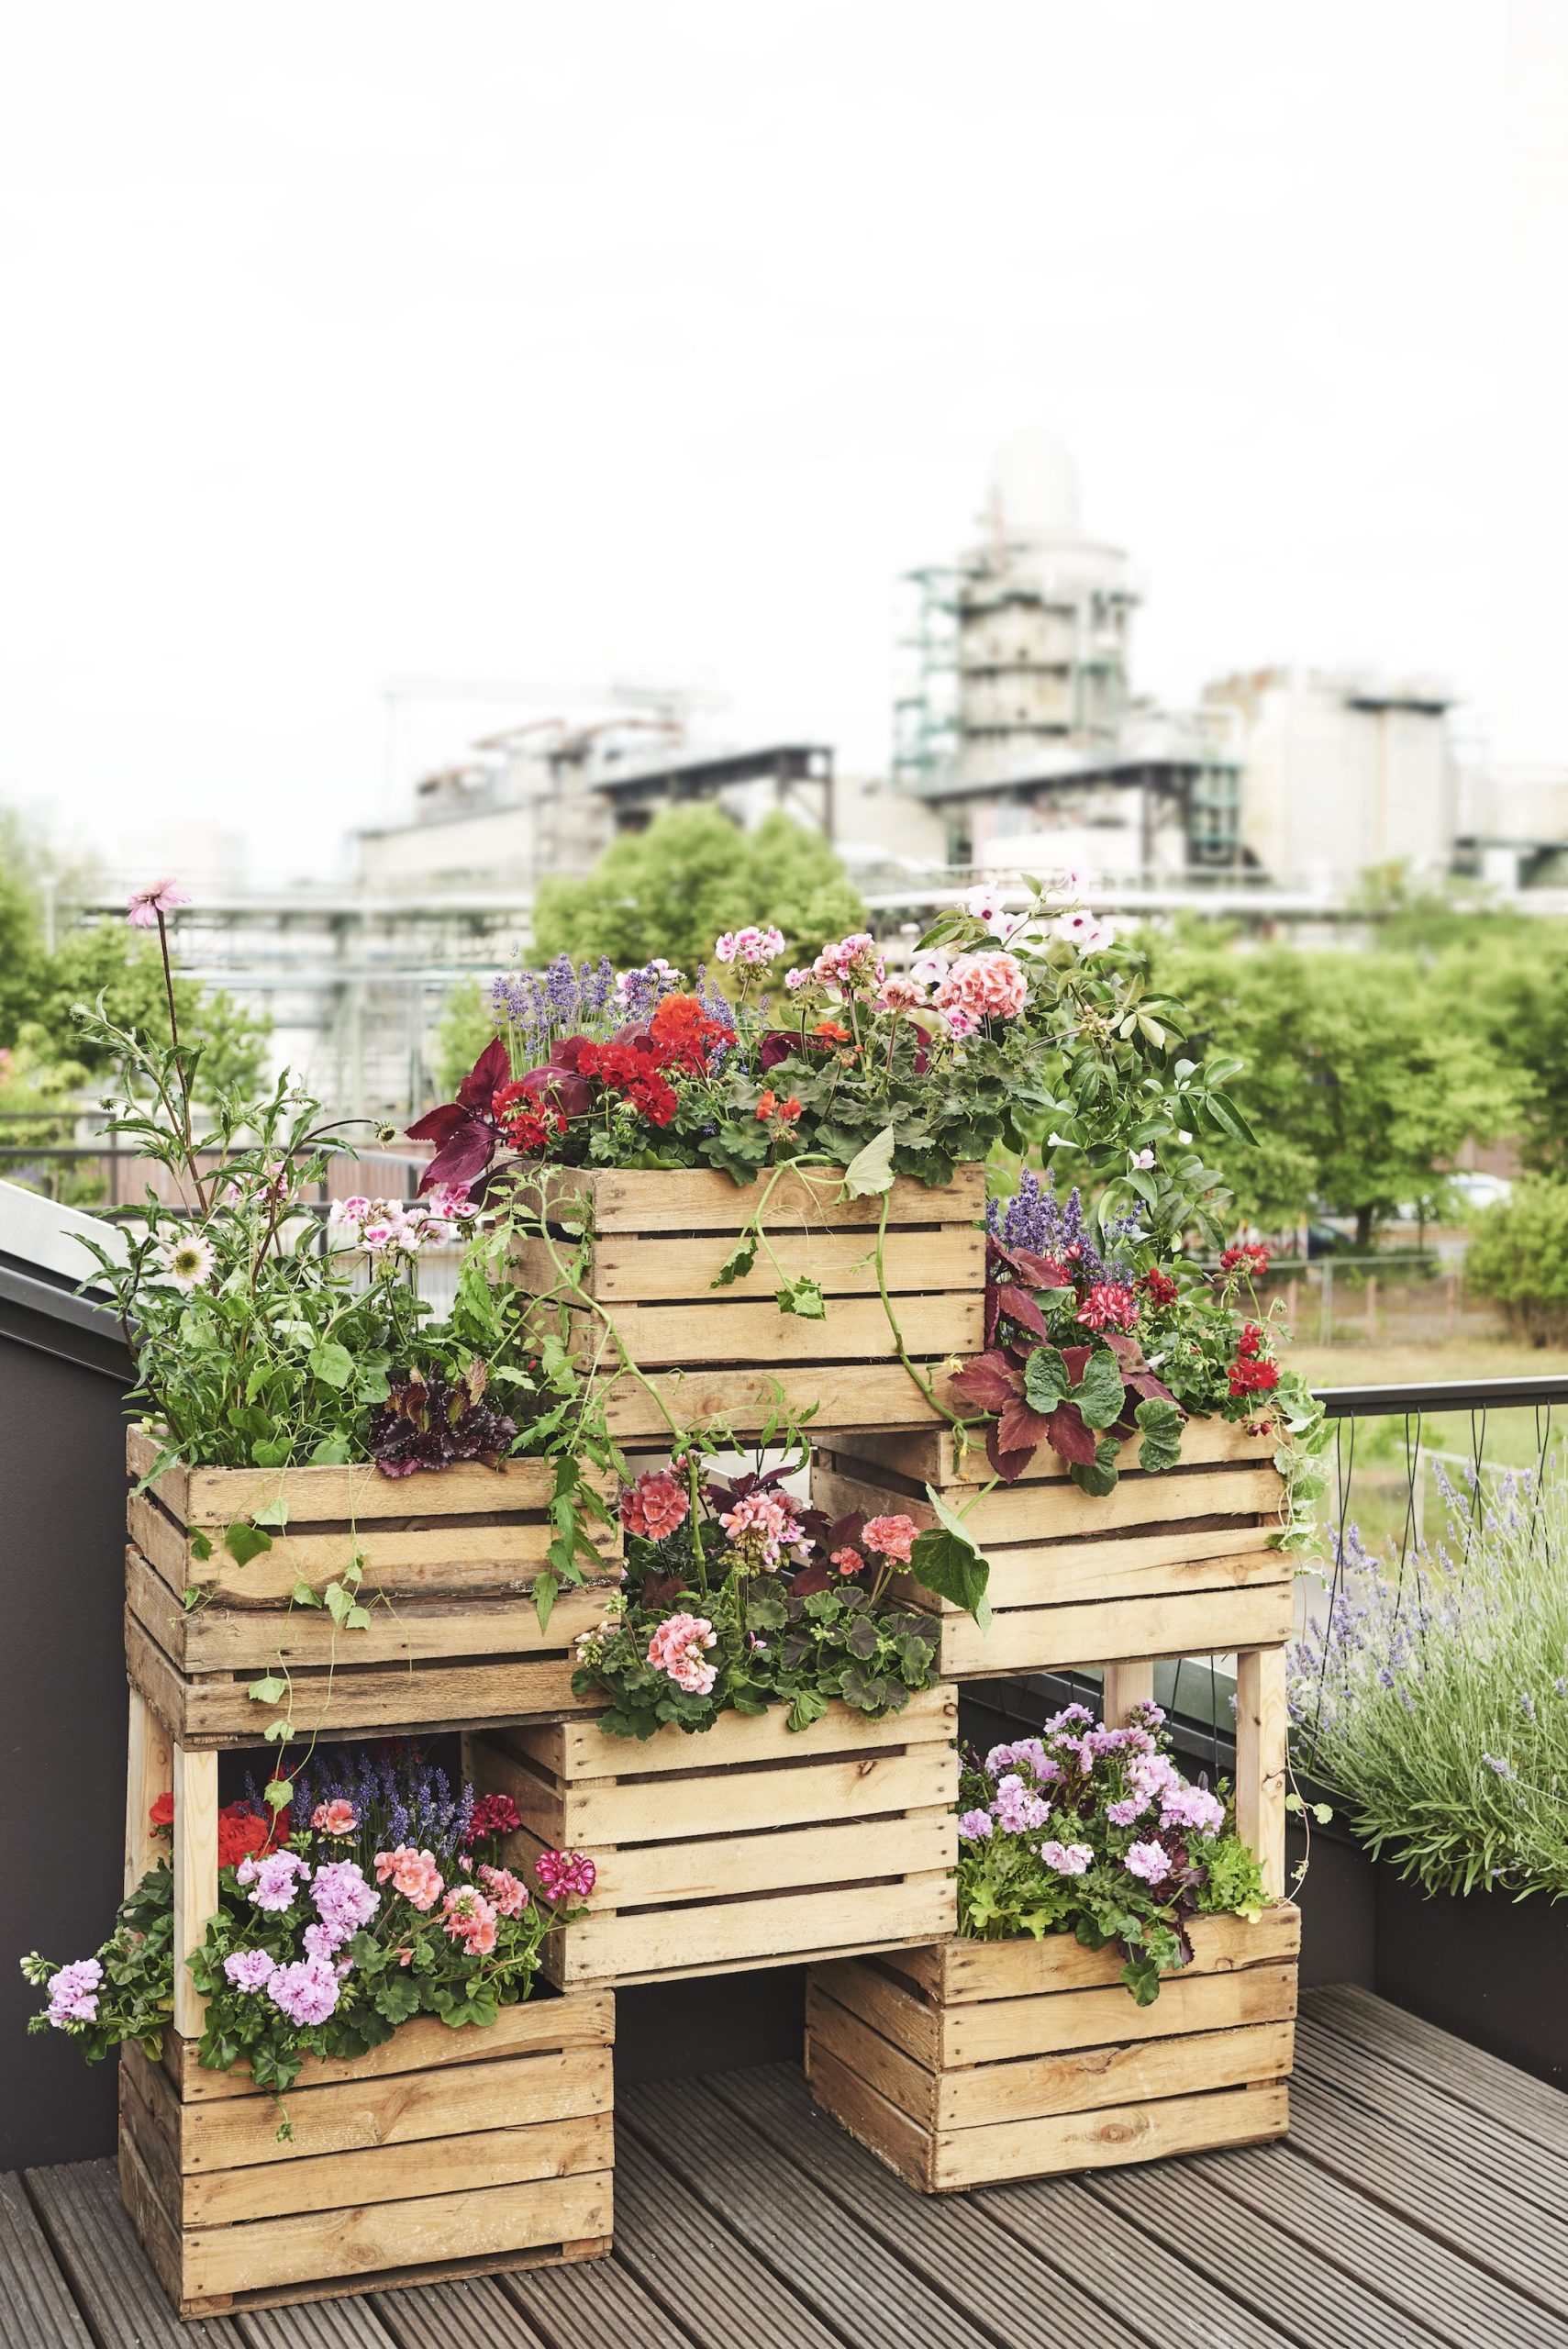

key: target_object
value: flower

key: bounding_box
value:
[620,1469,690,1542]
[1038,1841,1095,1875]
[1229,1356,1280,1398]
[1483,1752,1514,1778]
[309,1858,380,1945]
[477,1865,529,1918]
[909,949,951,988]
[267,1956,340,2027]
[1131,1148,1156,1170]
[157,1232,217,1294]
[647,1611,718,1696]
[992,1774,1052,1833]
[648,991,736,1075]
[465,1793,521,1844]
[718,1486,802,1570]
[247,1850,311,1912]
[1161,1784,1225,1836]
[716,924,784,967]
[957,1809,995,1842]
[830,1545,866,1578]
[862,1513,918,1564]
[812,931,885,991]
[126,878,191,928]
[534,1849,596,1904]
[878,976,926,1011]
[441,1886,499,1954]
[1075,1282,1140,1332]
[1055,907,1116,953]
[1106,1794,1151,1827]
[1141,1267,1181,1308]
[148,1792,175,1831]
[373,1845,445,1910]
[933,951,1028,1024]
[1124,1840,1172,1884]
[312,1800,357,1836]
[222,1948,275,1992]
[46,1959,103,2027]
[1220,1242,1272,1278]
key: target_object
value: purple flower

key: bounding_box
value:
[309,1859,380,1947]
[1124,1840,1172,1884]
[1483,1753,1513,1779]
[223,1948,276,1992]
[248,1850,311,1912]
[266,1955,340,2027]
[1159,1783,1225,1837]
[957,1809,995,1842]
[1038,1840,1095,1876]
[991,1774,1052,1834]
[1106,1794,1150,1827]
[46,1958,103,2027]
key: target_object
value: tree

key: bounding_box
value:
[1147,937,1520,1242]
[1426,922,1568,1179]
[1466,1180,1568,1344]
[430,979,494,1097]
[25,924,271,1099]
[530,805,866,975]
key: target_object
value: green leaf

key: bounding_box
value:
[187,1530,213,1562]
[711,1236,758,1288]
[250,1497,291,1530]
[1069,1435,1121,1497]
[840,1125,895,1199]
[532,1569,558,1635]
[1022,1345,1071,1414]
[262,1777,292,1812]
[262,1718,293,1742]
[909,1504,991,1625]
[776,1275,827,1319]
[309,1434,352,1465]
[1134,1395,1185,1474]
[247,1674,286,1704]
[290,1580,324,1609]
[1073,1348,1128,1431]
[786,1687,830,1733]
[307,1341,354,1390]
[225,1521,273,1565]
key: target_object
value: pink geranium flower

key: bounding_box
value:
[373,1844,445,1910]
[312,1799,357,1835]
[126,878,191,929]
[648,1610,718,1695]
[441,1886,499,1954]
[862,1513,918,1564]
[933,950,1028,1023]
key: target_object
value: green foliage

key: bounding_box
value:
[531,805,866,974]
[32,923,269,1097]
[1465,1179,1568,1345]
[1291,1463,1568,1899]
[431,977,495,1097]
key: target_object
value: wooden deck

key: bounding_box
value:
[4,1987,1565,2349]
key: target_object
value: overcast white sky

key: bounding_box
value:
[1,1,1563,877]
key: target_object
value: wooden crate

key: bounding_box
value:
[470,1687,962,1987]
[509,1163,985,1440]
[813,1419,1291,1677]
[125,1427,621,1746]
[806,1903,1298,2191]
[117,1995,614,2317]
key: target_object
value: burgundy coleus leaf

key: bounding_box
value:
[640,1571,686,1610]
[456,1034,510,1113]
[1061,1344,1094,1384]
[788,1559,834,1598]
[949,1351,1021,1414]
[1043,1399,1099,1465]
[517,1064,595,1119]
[406,1102,469,1147]
[996,1395,1055,1458]
[827,1510,868,1551]
[986,1423,1039,1483]
[417,1118,496,1195]
[1007,1246,1073,1290]
[1126,1370,1180,1405]
[993,1284,1051,1341]
[1100,1329,1148,1368]
[760,1029,803,1073]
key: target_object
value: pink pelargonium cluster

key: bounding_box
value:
[477,1865,529,1918]
[309,1858,380,1947]
[534,1849,597,1904]
[312,1799,357,1836]
[239,1848,311,1912]
[647,1610,718,1695]
[46,1958,103,2028]
[714,924,785,967]
[861,1512,919,1565]
[441,1885,499,1955]
[933,950,1029,1027]
[329,1192,473,1253]
[811,931,885,994]
[620,1468,690,1542]
[373,1844,445,1910]
[718,1486,804,1572]
[266,1954,340,2027]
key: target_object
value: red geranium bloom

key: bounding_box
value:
[466,1793,522,1844]
[649,992,734,1075]
[1219,1242,1271,1278]
[1228,1356,1280,1397]
[148,1791,175,1831]
[1141,1267,1181,1308]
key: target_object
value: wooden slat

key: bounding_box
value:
[935,2076,1288,2189]
[938,2020,1295,2129]
[583,1290,981,1369]
[124,1684,172,1897]
[26,2157,241,2345]
[162,1993,613,2100]
[830,1414,1278,1486]
[928,1582,1295,1674]
[818,1456,1283,1545]
[707,2062,1151,2349]
[1236,1644,1288,1899]
[1304,1983,1568,2159]
[884,1901,1301,2002]
[128,1427,566,1528]
[543,1808,955,1909]
[808,1957,941,2066]
[517,1221,984,1304]
[505,1680,957,1778]
[557,1742,957,1849]
[172,1744,217,2040]
[895,1522,1284,1611]
[602,1362,951,1440]
[623,2075,1001,2349]
[942,1959,1298,2066]
[550,1161,987,1236]
[0,2172,95,2349]
[555,1874,957,1987]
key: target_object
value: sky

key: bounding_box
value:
[1,1,1562,880]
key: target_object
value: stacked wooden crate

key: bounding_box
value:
[805,1404,1299,2188]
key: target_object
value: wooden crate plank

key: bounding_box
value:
[1305,1984,1568,2160]
[707,2061,1151,2349]
[941,1959,1298,2066]
[550,1809,954,1909]
[507,1682,958,1778]
[937,2020,1296,2128]
[602,1362,951,1440]
[929,2081,1289,2189]
[805,1986,939,2127]
[163,1995,613,2101]
[128,1429,565,1529]
[929,1582,1294,1675]
[828,1413,1278,1487]
[560,1742,957,1848]
[622,2075,999,2349]
[124,1685,172,1897]
[565,1161,987,1236]
[884,1525,1284,1616]
[557,1874,957,1986]
[519,1221,984,1304]
[584,1290,981,1369]
[1198,2134,1568,2349]
[0,2172,95,2349]
[182,2117,612,2232]
[807,1959,941,2066]
[150,1648,587,1747]
[895,1902,1301,2002]
[1236,1645,1288,1900]
[822,1459,1283,1547]
[26,2156,240,2346]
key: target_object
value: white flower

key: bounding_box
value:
[909,949,951,987]
[1177,1130,1193,1146]
[1049,865,1089,904]
[1047,1132,1073,1149]
[1131,1148,1156,1170]
[1055,907,1115,953]
[158,1232,217,1294]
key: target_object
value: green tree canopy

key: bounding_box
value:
[530,805,866,975]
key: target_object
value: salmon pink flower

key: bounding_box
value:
[374,1844,445,1910]
[621,1469,690,1542]
[477,1865,529,1918]
[312,1799,357,1836]
[933,950,1028,1023]
[441,1886,499,1954]
[648,1610,718,1695]
[862,1513,918,1564]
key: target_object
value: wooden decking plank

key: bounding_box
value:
[238,2294,402,2347]
[706,2060,1150,2349]
[370,2274,550,2349]
[0,2174,94,2349]
[1304,1985,1568,2156]
[1084,2154,1449,2348]
[24,2158,240,2346]
[1193,2138,1568,2349]
[1286,2073,1568,2319]
[502,2252,695,2349]
[613,2120,838,2349]
[623,2074,998,2349]
[975,2175,1299,2349]
[1294,2010,1568,2220]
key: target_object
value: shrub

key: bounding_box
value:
[1465,1179,1568,1346]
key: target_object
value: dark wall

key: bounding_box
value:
[0,1271,134,2167]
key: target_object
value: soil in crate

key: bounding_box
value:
[806,1905,1299,2191]
[124,1429,620,1745]
[814,1418,1290,1675]
[471,1688,961,1987]
[509,1163,985,1440]
[117,1994,615,2318]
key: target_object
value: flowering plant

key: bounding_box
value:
[571,1451,943,1736]
[22,1745,595,2099]
[956,1702,1268,2001]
